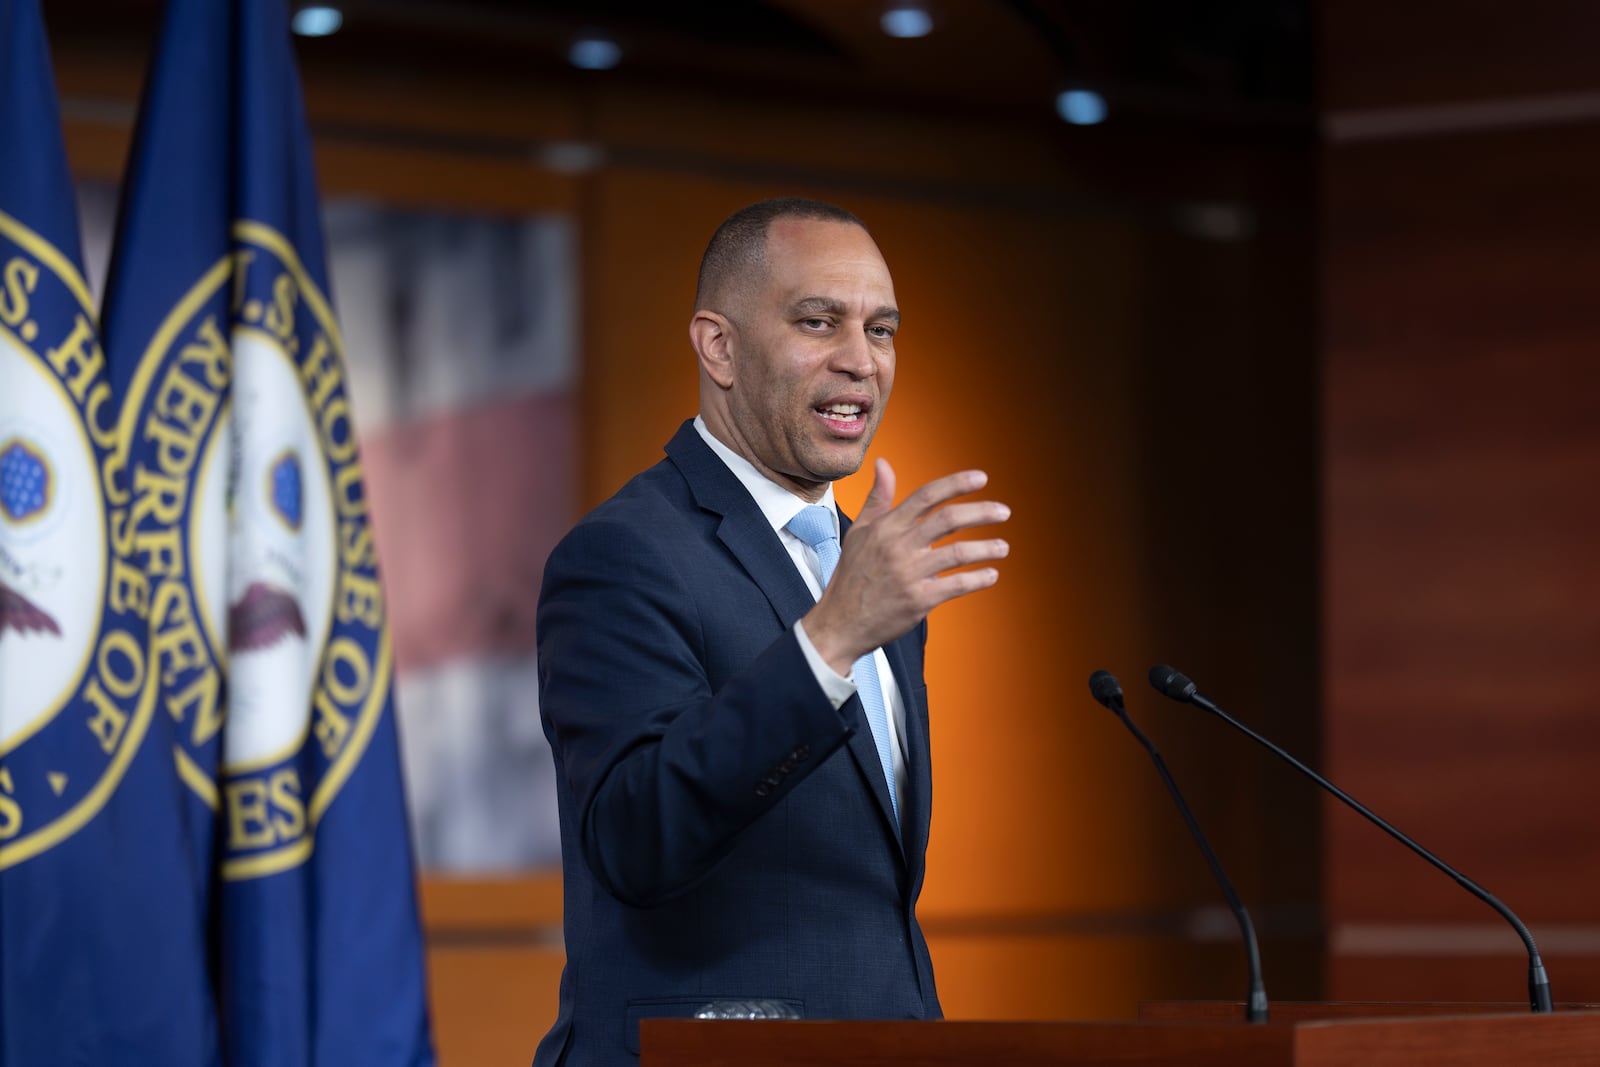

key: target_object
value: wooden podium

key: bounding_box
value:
[641,1003,1600,1065]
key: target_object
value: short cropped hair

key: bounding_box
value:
[694,198,867,313]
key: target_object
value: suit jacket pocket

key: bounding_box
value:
[625,995,805,1054]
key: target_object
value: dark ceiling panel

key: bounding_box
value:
[43,0,1313,129]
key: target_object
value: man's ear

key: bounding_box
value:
[689,310,736,389]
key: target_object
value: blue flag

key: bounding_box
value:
[99,0,435,1063]
[1,0,219,1063]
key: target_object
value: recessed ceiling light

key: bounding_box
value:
[291,5,342,38]
[1056,89,1107,126]
[569,37,622,71]
[880,4,933,39]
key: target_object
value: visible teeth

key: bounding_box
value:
[820,403,861,416]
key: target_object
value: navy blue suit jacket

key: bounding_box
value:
[531,421,941,1066]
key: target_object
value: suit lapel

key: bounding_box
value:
[883,634,927,876]
[667,423,907,858]
[837,513,908,860]
[841,697,904,857]
[667,423,816,627]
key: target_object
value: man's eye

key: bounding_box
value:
[801,318,829,330]
[868,325,895,339]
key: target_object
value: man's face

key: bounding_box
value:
[722,218,899,498]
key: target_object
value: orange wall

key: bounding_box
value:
[576,115,1321,1024]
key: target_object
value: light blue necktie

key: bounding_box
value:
[785,505,899,827]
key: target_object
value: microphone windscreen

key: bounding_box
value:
[1148,664,1199,701]
[1088,670,1124,709]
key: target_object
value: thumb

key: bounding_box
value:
[855,458,896,524]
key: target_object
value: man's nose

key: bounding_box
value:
[831,329,877,379]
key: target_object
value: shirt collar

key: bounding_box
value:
[693,415,838,538]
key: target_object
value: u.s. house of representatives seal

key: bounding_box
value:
[119,221,391,880]
[0,211,154,869]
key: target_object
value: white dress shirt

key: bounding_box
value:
[693,416,908,815]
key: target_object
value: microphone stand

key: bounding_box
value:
[1090,672,1269,1022]
[1149,665,1553,1013]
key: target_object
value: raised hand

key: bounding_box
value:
[804,459,1010,676]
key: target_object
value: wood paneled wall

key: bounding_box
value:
[56,36,1318,1067]
[1321,0,1600,1006]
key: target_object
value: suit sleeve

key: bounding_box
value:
[537,515,857,907]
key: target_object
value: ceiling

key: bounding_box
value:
[46,0,1315,132]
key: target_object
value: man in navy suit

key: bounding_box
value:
[532,198,1011,1065]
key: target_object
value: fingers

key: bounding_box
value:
[918,500,1011,542]
[920,566,1002,611]
[854,466,1003,534]
[850,468,998,552]
[897,469,990,522]
[809,463,1008,663]
[925,537,1010,575]
[855,457,897,525]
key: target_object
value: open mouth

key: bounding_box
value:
[814,401,867,426]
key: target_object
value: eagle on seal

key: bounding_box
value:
[0,578,60,639]
[228,581,306,652]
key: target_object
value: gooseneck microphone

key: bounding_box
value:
[1147,664,1554,1014]
[1088,670,1269,1022]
